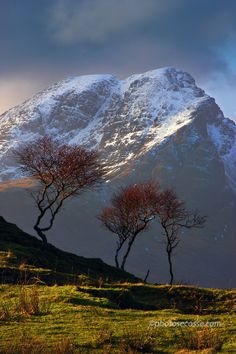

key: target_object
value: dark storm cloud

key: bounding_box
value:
[49,0,236,77]
[0,0,235,117]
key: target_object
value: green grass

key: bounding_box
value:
[0,283,235,353]
[0,216,235,353]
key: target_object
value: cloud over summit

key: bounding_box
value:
[49,0,158,44]
[0,0,235,119]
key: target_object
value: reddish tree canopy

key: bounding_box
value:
[16,136,103,195]
[15,136,104,244]
[98,181,160,269]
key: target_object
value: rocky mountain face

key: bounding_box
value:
[0,67,235,287]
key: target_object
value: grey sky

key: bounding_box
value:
[0,0,235,119]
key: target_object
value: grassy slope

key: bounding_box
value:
[0,216,138,284]
[0,284,235,353]
[0,216,235,353]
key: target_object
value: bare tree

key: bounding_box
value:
[98,181,159,270]
[15,136,104,245]
[98,207,130,268]
[157,189,206,285]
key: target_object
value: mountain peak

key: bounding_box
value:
[126,66,194,81]
[0,67,235,190]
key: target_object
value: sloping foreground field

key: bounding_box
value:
[0,283,235,353]
[0,216,235,353]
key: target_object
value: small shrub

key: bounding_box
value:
[18,287,40,315]
[53,337,76,354]
[178,328,224,351]
[17,286,51,316]
[119,328,156,353]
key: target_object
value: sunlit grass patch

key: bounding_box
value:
[0,284,235,353]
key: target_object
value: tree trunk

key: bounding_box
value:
[167,249,174,285]
[121,236,136,270]
[144,269,150,283]
[120,222,149,271]
[115,249,119,268]
[162,223,174,286]
[34,225,48,246]
[115,240,126,268]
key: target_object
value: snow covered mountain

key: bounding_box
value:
[1,67,235,188]
[0,67,235,287]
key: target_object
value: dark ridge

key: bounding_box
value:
[0,216,138,284]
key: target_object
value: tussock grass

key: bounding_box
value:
[0,285,52,320]
[178,328,224,351]
[0,301,11,321]
[1,333,78,354]
[17,286,52,316]
[53,337,77,354]
[119,327,156,353]
[0,284,235,353]
[2,333,47,354]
